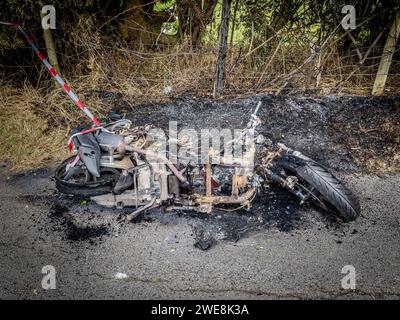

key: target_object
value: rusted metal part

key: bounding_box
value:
[193,187,256,206]
[231,175,247,196]
[133,172,138,209]
[195,147,255,212]
[261,150,281,168]
[232,175,239,196]
[205,163,212,197]
[204,150,213,213]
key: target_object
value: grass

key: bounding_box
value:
[0,85,68,170]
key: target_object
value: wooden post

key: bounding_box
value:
[213,0,232,99]
[40,11,60,74]
[372,11,400,96]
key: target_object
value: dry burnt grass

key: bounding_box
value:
[8,94,400,249]
[328,97,400,173]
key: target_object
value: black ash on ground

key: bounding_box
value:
[124,94,400,173]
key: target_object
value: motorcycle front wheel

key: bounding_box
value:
[277,158,361,222]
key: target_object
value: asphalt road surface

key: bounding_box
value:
[0,164,399,300]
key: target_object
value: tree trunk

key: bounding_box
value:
[119,0,176,46]
[229,0,239,48]
[270,0,301,33]
[176,0,218,47]
[213,0,231,98]
[372,11,400,96]
[40,11,60,74]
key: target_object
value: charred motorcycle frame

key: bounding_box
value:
[56,102,360,223]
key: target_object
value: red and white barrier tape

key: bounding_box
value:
[1,21,101,127]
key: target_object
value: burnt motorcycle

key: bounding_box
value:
[55,102,360,222]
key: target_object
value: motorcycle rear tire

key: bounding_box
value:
[55,157,119,197]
